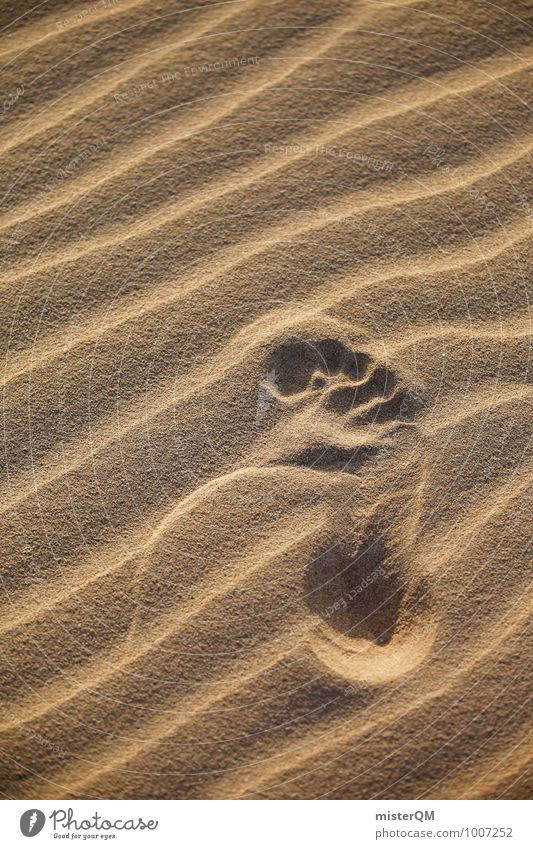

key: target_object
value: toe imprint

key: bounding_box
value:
[266,337,370,397]
[262,335,425,472]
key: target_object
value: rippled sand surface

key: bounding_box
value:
[0,0,531,799]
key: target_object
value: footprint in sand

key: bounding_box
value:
[262,333,435,684]
[130,331,435,688]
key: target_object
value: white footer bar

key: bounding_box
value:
[2,799,530,848]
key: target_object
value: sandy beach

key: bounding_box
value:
[0,0,531,799]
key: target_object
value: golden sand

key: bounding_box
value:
[0,0,531,799]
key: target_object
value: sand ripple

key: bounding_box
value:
[0,0,531,799]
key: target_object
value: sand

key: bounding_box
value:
[0,0,531,800]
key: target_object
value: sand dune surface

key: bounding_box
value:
[0,0,532,799]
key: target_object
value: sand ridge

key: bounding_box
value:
[0,0,531,800]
